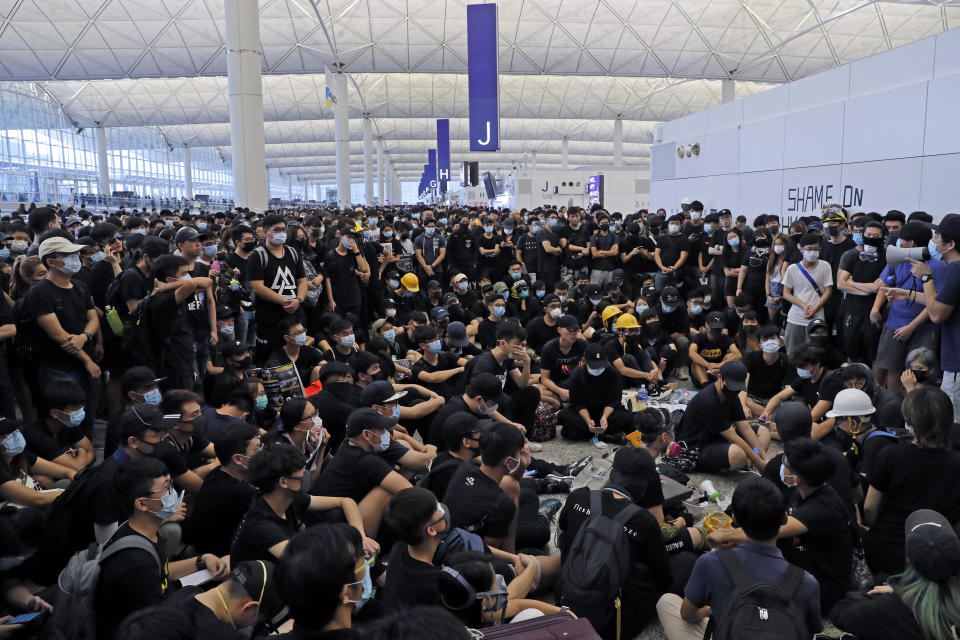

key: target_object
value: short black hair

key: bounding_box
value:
[225,388,255,412]
[730,477,785,541]
[279,315,305,336]
[263,213,285,229]
[384,487,439,546]
[214,422,259,466]
[153,254,188,282]
[756,324,780,341]
[248,442,305,493]
[478,422,524,467]
[115,457,169,516]
[689,200,703,212]
[784,438,835,487]
[329,318,353,335]
[117,605,195,640]
[903,386,954,449]
[799,232,821,248]
[495,321,525,343]
[898,221,932,246]
[41,382,86,412]
[790,344,824,368]
[276,524,362,631]
[413,325,438,345]
[365,606,472,640]
[883,210,906,224]
[348,351,380,376]
[636,407,672,444]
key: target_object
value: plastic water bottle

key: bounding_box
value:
[637,388,648,405]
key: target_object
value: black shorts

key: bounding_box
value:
[697,442,732,472]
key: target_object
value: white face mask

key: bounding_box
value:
[668,224,680,234]
[773,244,785,255]
[549,307,562,319]
[689,212,701,221]
[587,366,605,376]
[803,250,819,263]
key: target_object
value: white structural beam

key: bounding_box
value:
[333,72,350,207]
[376,139,385,206]
[362,116,373,207]
[224,0,268,211]
[96,126,109,196]
[183,145,193,199]
[613,118,623,167]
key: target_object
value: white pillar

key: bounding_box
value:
[530,151,537,175]
[96,127,109,197]
[225,0,268,211]
[287,174,293,201]
[183,146,193,200]
[722,79,735,104]
[613,118,623,166]
[333,72,350,208]
[561,137,569,170]
[376,139,385,206]
[362,116,374,206]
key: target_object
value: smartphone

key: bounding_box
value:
[6,612,41,624]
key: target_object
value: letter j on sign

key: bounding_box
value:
[467,3,499,151]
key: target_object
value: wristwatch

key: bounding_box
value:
[196,556,206,571]
[921,273,933,283]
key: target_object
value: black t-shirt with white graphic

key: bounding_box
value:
[248,246,304,323]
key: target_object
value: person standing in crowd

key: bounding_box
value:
[249,214,307,363]
[781,233,833,354]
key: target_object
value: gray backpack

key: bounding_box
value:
[44,535,160,640]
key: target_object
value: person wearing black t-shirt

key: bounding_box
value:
[182,423,259,557]
[535,212,563,288]
[472,292,506,350]
[559,207,591,285]
[223,226,257,344]
[688,313,741,388]
[465,323,540,430]
[605,313,657,388]
[540,314,587,403]
[558,345,631,443]
[165,560,284,640]
[589,214,619,286]
[382,488,449,611]
[836,221,886,365]
[315,408,413,538]
[427,373,506,448]
[174,226,217,390]
[267,316,324,388]
[653,215,689,292]
[619,222,656,297]
[710,438,853,615]
[525,294,564,353]
[675,361,771,473]
[761,343,833,423]
[231,441,374,565]
[249,214,307,363]
[739,332,789,421]
[310,362,359,452]
[23,383,95,472]
[410,324,467,398]
[95,457,228,640]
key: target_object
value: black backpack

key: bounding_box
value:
[710,548,809,640]
[557,490,640,632]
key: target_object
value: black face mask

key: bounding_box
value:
[790,233,803,244]
[232,356,251,369]
[625,334,640,345]
[754,239,769,248]
[242,241,257,252]
[826,225,839,237]
[862,236,884,248]
[599,224,610,232]
[743,324,758,334]
[645,321,661,335]
[810,335,829,346]
[911,368,930,383]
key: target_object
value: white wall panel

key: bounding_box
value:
[840,158,922,213]
[704,126,740,176]
[701,174,738,213]
[738,170,783,217]
[848,37,935,98]
[924,73,960,156]
[739,116,785,172]
[842,81,926,163]
[920,154,960,214]
[781,165,843,216]
[662,110,708,145]
[784,101,844,169]
[707,99,743,131]
[934,28,960,78]
[650,179,676,213]
[742,83,789,123]
[788,65,850,112]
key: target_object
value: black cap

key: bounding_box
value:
[430,305,449,320]
[339,225,357,237]
[661,286,681,304]
[467,373,502,400]
[360,381,407,406]
[583,344,610,371]
[345,407,397,437]
[557,314,579,331]
[174,226,200,244]
[706,311,725,329]
[216,304,238,320]
[119,404,179,439]
[0,416,23,437]
[775,402,813,442]
[584,284,602,297]
[443,412,493,442]
[904,509,960,582]
[220,340,249,357]
[928,214,960,243]
[441,292,459,306]
[446,321,469,348]
[122,366,163,390]
[608,446,656,500]
[427,280,442,291]
[718,360,748,391]
[611,268,625,283]
[231,560,287,625]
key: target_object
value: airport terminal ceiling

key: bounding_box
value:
[3,0,958,179]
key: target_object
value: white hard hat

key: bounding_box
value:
[825,388,876,418]
[681,196,693,205]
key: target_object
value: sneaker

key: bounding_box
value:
[538,498,562,522]
[541,474,573,494]
[591,437,608,450]
[564,455,592,477]
[676,365,689,381]
[527,442,544,453]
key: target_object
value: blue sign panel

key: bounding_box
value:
[467,3,499,152]
[437,119,450,193]
[427,149,438,194]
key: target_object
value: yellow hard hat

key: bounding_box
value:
[616,313,639,329]
[601,306,622,324]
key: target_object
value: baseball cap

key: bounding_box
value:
[38,237,85,259]
[584,284,602,297]
[216,304,238,320]
[467,373,502,400]
[174,226,200,244]
[492,281,508,293]
[427,280,442,291]
[401,273,419,292]
[360,380,407,406]
[446,321,469,348]
[443,412,493,442]
[345,407,397,437]
[706,311,725,329]
[661,286,681,305]
[441,292,459,306]
[430,305,449,321]
[557,314,579,331]
[611,268,625,283]
[220,340,249,358]
[608,446,656,500]
[0,417,23,437]
[806,220,824,232]
[119,404,179,439]
[452,273,468,284]
[718,360,748,391]
[583,344,610,371]
[122,366,163,390]
[928,214,960,243]
[775,402,813,443]
[904,509,960,582]
[339,225,357,237]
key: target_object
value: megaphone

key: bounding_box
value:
[700,479,722,503]
[886,246,930,267]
